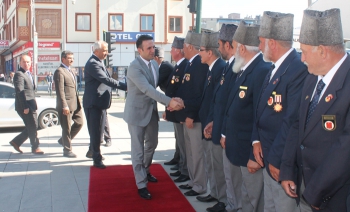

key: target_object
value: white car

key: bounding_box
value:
[0,81,60,129]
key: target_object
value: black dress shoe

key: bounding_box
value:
[170,170,181,177]
[138,187,152,200]
[164,159,178,165]
[174,174,190,182]
[93,161,106,169]
[86,150,93,158]
[196,194,218,202]
[170,164,179,170]
[147,173,158,182]
[63,152,77,158]
[206,202,226,212]
[184,189,199,196]
[179,184,192,190]
[105,140,112,147]
[86,150,105,160]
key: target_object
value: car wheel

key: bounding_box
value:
[38,109,60,129]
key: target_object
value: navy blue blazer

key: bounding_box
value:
[165,58,189,123]
[207,59,236,145]
[199,58,226,137]
[250,49,308,174]
[280,55,350,211]
[222,54,270,166]
[83,55,126,109]
[175,55,208,123]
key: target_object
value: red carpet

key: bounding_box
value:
[88,164,195,212]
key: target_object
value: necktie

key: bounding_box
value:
[26,71,34,85]
[148,62,156,87]
[306,79,326,126]
[235,70,243,82]
[67,69,75,83]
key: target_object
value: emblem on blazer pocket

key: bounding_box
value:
[185,74,190,81]
[273,94,282,112]
[322,115,336,131]
[239,86,247,99]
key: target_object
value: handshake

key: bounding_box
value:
[167,97,185,111]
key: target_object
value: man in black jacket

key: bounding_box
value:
[83,40,126,169]
[9,55,44,155]
[154,47,173,92]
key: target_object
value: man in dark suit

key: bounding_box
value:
[83,41,127,169]
[175,31,209,197]
[154,47,173,93]
[163,36,190,182]
[202,24,238,212]
[280,8,350,212]
[251,11,308,211]
[9,55,44,155]
[221,21,270,212]
[54,50,83,158]
[196,32,227,211]
[123,35,184,200]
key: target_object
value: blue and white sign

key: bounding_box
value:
[109,32,155,43]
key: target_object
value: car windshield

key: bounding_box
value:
[0,84,15,98]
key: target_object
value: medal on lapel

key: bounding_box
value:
[171,76,175,84]
[185,74,190,81]
[273,78,279,85]
[273,94,282,112]
[267,91,276,106]
[322,115,336,131]
[220,75,225,85]
[325,94,333,102]
[175,69,179,72]
[239,86,247,99]
[207,76,211,86]
[175,76,179,83]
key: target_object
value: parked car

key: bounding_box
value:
[0,81,59,129]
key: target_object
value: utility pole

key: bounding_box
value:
[195,0,202,33]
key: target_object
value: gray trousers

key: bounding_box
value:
[223,149,242,212]
[263,168,299,212]
[183,122,207,194]
[128,110,159,189]
[174,123,188,175]
[300,179,312,212]
[241,167,264,212]
[207,141,227,203]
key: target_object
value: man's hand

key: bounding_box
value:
[162,112,166,120]
[63,108,70,116]
[23,108,29,114]
[167,98,184,111]
[311,205,320,210]
[204,121,213,139]
[268,164,280,181]
[220,137,226,149]
[281,180,298,198]
[185,117,193,129]
[247,159,262,174]
[253,142,264,167]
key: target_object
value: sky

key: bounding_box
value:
[201,0,309,27]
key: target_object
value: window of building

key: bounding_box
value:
[75,13,91,31]
[169,16,182,33]
[140,14,154,32]
[108,13,123,31]
[12,16,15,40]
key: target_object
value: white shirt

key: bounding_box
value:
[177,58,185,66]
[140,56,157,87]
[61,63,75,83]
[189,54,199,63]
[228,55,235,65]
[209,58,219,71]
[311,53,348,102]
[269,48,294,81]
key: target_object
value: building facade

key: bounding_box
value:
[0,0,192,89]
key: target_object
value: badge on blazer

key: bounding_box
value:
[325,94,333,102]
[185,74,190,81]
[171,76,175,84]
[273,78,279,85]
[175,69,179,72]
[175,77,179,82]
[305,95,309,100]
[267,96,274,106]
[207,76,211,85]
[220,76,225,85]
[239,86,247,99]
[322,115,336,131]
[273,94,282,112]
